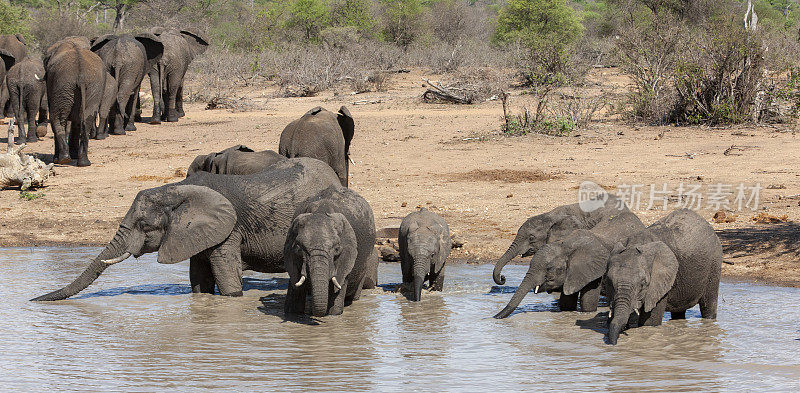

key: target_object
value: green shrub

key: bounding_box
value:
[378,0,425,47]
[286,0,329,41]
[0,1,30,37]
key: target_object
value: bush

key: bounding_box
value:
[285,0,329,41]
[0,1,29,37]
[329,0,375,36]
[30,9,102,49]
[378,0,425,47]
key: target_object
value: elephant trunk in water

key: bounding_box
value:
[309,254,331,317]
[410,251,429,301]
[31,224,133,301]
[493,238,522,285]
[607,287,635,345]
[493,260,545,319]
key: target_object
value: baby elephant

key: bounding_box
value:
[187,145,286,176]
[6,56,47,143]
[284,186,376,317]
[399,208,451,301]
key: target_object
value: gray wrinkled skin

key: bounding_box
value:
[399,208,451,301]
[187,145,286,176]
[32,158,341,301]
[6,56,47,143]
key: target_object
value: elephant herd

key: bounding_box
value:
[0,29,208,166]
[30,103,722,345]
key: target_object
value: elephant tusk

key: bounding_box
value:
[331,276,342,291]
[534,285,540,294]
[634,309,640,316]
[348,155,355,165]
[34,74,41,81]
[102,252,131,265]
[295,275,306,287]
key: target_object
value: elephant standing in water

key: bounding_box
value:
[32,158,340,301]
[284,186,376,317]
[492,193,629,286]
[6,56,47,143]
[142,28,208,123]
[605,209,722,345]
[187,145,285,176]
[279,106,355,187]
[45,43,107,166]
[399,208,451,301]
[493,203,645,318]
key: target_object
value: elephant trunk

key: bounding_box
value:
[494,261,545,319]
[493,238,522,285]
[309,255,331,317]
[607,289,634,345]
[410,252,429,302]
[32,225,130,301]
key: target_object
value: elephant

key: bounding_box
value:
[284,186,377,316]
[0,48,17,118]
[45,43,108,166]
[92,72,118,140]
[32,157,341,301]
[493,206,645,318]
[0,34,26,62]
[141,28,208,123]
[43,36,90,67]
[6,56,47,143]
[186,145,286,176]
[493,193,629,286]
[399,208,451,301]
[90,33,163,134]
[278,106,355,187]
[605,209,722,345]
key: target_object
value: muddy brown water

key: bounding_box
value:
[1,247,799,391]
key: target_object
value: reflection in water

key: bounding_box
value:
[2,247,799,391]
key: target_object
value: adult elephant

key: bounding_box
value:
[279,106,354,187]
[605,209,722,344]
[32,158,341,301]
[186,145,285,176]
[493,206,645,318]
[0,49,17,119]
[0,34,26,116]
[492,193,628,286]
[45,43,107,166]
[142,27,208,123]
[43,36,90,66]
[90,33,163,134]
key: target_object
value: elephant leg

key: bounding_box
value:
[51,118,70,164]
[284,284,308,315]
[190,253,215,294]
[124,88,139,131]
[578,279,601,312]
[147,69,162,124]
[68,120,80,159]
[670,310,686,320]
[176,83,185,118]
[26,102,39,143]
[362,249,378,289]
[350,275,365,302]
[428,266,445,291]
[209,232,243,296]
[109,106,125,136]
[558,292,579,311]
[134,93,142,122]
[638,298,667,327]
[75,117,91,167]
[699,279,719,319]
[15,111,26,144]
[163,81,179,122]
[328,278,347,316]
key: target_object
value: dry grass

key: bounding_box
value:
[129,174,178,183]
[752,212,790,224]
[448,169,559,183]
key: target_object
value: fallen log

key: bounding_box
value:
[1,120,54,190]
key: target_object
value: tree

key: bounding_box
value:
[97,0,147,29]
[0,1,29,36]
[379,0,424,47]
[286,0,329,41]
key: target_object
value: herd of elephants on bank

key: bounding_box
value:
[15,31,722,345]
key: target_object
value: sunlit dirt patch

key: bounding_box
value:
[447,169,560,183]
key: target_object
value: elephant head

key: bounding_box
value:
[32,184,237,301]
[605,240,678,345]
[285,212,356,317]
[404,223,446,301]
[493,229,609,318]
[493,212,583,285]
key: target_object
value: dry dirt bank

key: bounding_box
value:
[1,69,799,286]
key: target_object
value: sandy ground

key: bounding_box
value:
[2,68,799,286]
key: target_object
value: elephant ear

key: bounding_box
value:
[284,214,309,285]
[333,213,357,283]
[547,214,583,243]
[643,241,679,312]
[0,49,15,71]
[134,33,164,62]
[180,30,209,57]
[157,185,237,264]
[90,34,116,52]
[563,230,611,295]
[186,154,209,176]
[15,34,26,45]
[337,106,355,157]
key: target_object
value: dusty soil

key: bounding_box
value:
[2,68,799,286]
